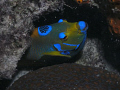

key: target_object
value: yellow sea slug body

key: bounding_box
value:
[26,19,88,60]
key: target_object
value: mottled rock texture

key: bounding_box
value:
[8,63,120,90]
[0,0,64,79]
[76,39,117,73]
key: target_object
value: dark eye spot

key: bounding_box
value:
[63,36,67,39]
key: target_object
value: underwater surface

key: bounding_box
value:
[1,0,120,90]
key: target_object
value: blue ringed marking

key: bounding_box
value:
[38,25,52,36]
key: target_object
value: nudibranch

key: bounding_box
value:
[109,0,120,3]
[75,0,90,4]
[108,17,120,36]
[25,19,88,60]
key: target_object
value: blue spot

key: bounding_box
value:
[61,51,70,55]
[78,21,86,30]
[63,43,77,46]
[75,44,80,49]
[58,19,63,23]
[59,32,66,39]
[54,44,62,51]
[63,43,80,50]
[38,25,52,36]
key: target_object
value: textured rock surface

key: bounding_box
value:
[0,0,64,79]
[8,63,120,90]
[75,38,118,73]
